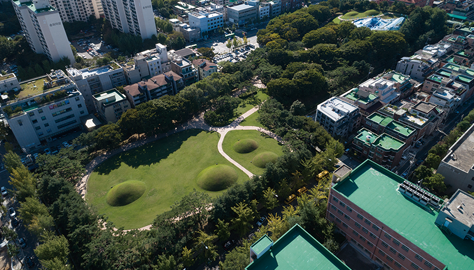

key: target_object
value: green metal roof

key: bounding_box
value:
[367,113,393,127]
[390,73,409,84]
[373,133,404,151]
[333,160,474,270]
[251,235,273,255]
[344,89,378,105]
[386,121,415,137]
[354,129,377,145]
[448,13,467,20]
[246,224,351,270]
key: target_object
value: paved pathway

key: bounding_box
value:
[76,105,283,219]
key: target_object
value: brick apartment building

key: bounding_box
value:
[327,160,474,270]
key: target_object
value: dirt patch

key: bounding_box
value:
[0,248,11,270]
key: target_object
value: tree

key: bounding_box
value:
[153,254,177,270]
[181,246,194,267]
[266,213,289,241]
[302,28,337,48]
[243,36,248,45]
[215,218,231,241]
[198,47,215,59]
[4,142,14,152]
[195,230,219,262]
[171,189,211,230]
[35,232,70,269]
[3,151,23,174]
[9,165,36,201]
[219,239,251,270]
[413,165,433,182]
[263,187,279,210]
[226,39,232,51]
[95,123,122,150]
[35,149,86,183]
[18,197,50,225]
[281,205,299,220]
[231,201,254,237]
[277,179,292,199]
[290,100,306,116]
[425,153,442,169]
[424,173,447,194]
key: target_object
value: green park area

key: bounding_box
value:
[340,9,381,20]
[86,129,248,229]
[222,130,284,175]
[239,111,264,128]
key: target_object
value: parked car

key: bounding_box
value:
[9,207,16,218]
[44,148,51,155]
[223,240,235,251]
[1,186,7,197]
[402,172,408,178]
[62,141,71,148]
[18,238,26,249]
[26,257,35,268]
[416,160,423,166]
[285,194,297,204]
[256,216,267,227]
[11,218,19,227]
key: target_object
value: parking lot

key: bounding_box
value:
[71,37,117,60]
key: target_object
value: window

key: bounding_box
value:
[364,219,371,226]
[17,120,22,126]
[32,119,38,124]
[78,104,82,108]
[337,210,344,215]
[44,123,49,127]
[339,201,346,207]
[398,254,405,260]
[376,258,383,264]
[372,224,379,231]
[335,218,341,223]
[350,238,356,244]
[370,233,376,239]
[41,116,46,120]
[381,241,388,248]
[401,245,410,252]
[359,236,366,242]
[357,214,363,220]
[35,126,41,130]
[384,233,392,240]
[394,262,402,269]
[37,132,43,136]
[39,109,43,113]
[331,205,337,211]
[378,249,385,256]
[415,254,423,262]
[386,256,393,262]
[362,228,368,234]
[343,223,348,228]
[424,261,433,268]
[469,184,473,189]
[355,222,361,228]
[346,206,352,212]
[364,249,370,255]
[411,263,419,269]
[333,197,339,203]
[28,112,34,116]
[329,213,335,218]
[367,242,374,247]
[80,110,84,114]
[389,247,397,254]
[393,239,400,246]
[353,230,359,236]
[344,214,350,220]
[75,97,80,101]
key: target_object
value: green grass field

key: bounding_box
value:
[332,17,341,24]
[236,91,269,117]
[341,10,381,20]
[240,111,264,128]
[222,130,284,175]
[196,165,238,191]
[86,130,249,229]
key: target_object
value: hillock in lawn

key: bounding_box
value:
[106,180,146,206]
[86,130,248,229]
[233,139,259,153]
[252,152,279,168]
[341,10,380,20]
[223,130,284,175]
[196,165,238,191]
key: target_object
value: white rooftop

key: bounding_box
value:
[317,97,359,122]
[359,77,399,103]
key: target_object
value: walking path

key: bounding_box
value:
[76,105,283,200]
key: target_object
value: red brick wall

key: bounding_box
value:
[327,189,445,270]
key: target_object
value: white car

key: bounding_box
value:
[1,186,7,197]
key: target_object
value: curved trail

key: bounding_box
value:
[75,105,284,231]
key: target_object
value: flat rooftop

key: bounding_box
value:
[414,101,436,114]
[355,129,377,145]
[246,224,350,270]
[15,71,71,100]
[13,0,56,13]
[441,190,474,228]
[0,73,15,81]
[93,89,125,105]
[367,113,393,127]
[318,97,359,122]
[229,4,255,11]
[442,123,474,172]
[333,160,474,270]
[373,133,404,151]
[386,121,415,137]
[343,89,378,105]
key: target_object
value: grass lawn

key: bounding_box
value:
[341,10,380,20]
[222,130,284,175]
[86,129,249,229]
[332,17,341,24]
[236,91,269,116]
[240,111,264,128]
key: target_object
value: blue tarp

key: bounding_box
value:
[352,17,405,31]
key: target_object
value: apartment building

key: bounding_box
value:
[258,2,270,19]
[49,0,96,22]
[0,73,21,93]
[189,9,224,34]
[378,104,433,141]
[437,123,474,193]
[67,62,126,113]
[444,49,474,67]
[173,2,196,15]
[280,0,302,12]
[170,58,199,86]
[177,23,201,42]
[340,88,382,117]
[101,0,157,40]
[315,97,361,138]
[124,71,184,107]
[227,4,257,24]
[122,43,171,84]
[328,159,473,270]
[12,0,75,63]
[269,0,281,17]
[246,224,350,270]
[192,59,217,80]
[429,88,462,116]
[93,89,130,123]
[1,70,88,151]
[352,128,407,169]
[364,112,417,146]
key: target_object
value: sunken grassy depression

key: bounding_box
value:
[86,130,248,229]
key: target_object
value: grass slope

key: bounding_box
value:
[196,165,238,191]
[252,152,279,168]
[239,111,265,128]
[87,130,248,229]
[341,10,380,20]
[106,180,146,206]
[222,130,284,175]
[233,139,259,153]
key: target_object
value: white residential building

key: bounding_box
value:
[101,0,157,40]
[189,10,224,34]
[429,88,462,115]
[49,0,96,22]
[227,4,257,24]
[315,97,361,138]
[0,73,21,93]
[122,43,170,84]
[67,62,126,113]
[269,0,281,17]
[192,59,218,80]
[259,2,270,19]
[93,89,130,123]
[0,70,88,152]
[12,0,75,63]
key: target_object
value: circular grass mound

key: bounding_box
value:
[345,11,358,17]
[233,139,259,153]
[106,180,146,207]
[252,152,279,168]
[196,165,238,191]
[366,9,379,16]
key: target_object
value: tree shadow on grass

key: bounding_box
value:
[94,129,206,175]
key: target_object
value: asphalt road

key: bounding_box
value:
[398,99,474,177]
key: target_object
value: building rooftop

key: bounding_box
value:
[386,121,415,137]
[67,63,120,79]
[246,224,350,270]
[13,0,56,14]
[317,97,359,122]
[343,88,379,105]
[93,89,125,105]
[354,129,378,145]
[13,70,72,100]
[440,190,474,229]
[173,48,196,59]
[0,73,15,81]
[413,101,436,114]
[373,133,404,151]
[228,4,255,11]
[333,160,474,270]
[367,112,393,127]
[442,123,474,173]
